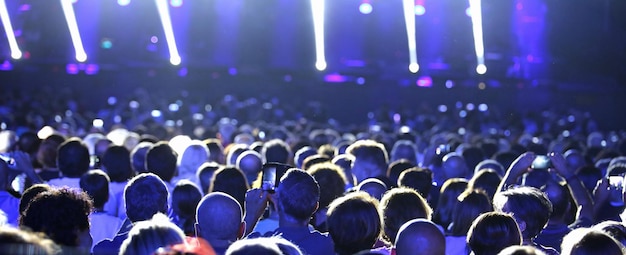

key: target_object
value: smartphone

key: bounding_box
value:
[609,175,625,206]
[531,155,552,170]
[261,162,292,193]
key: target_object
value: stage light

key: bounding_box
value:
[311,0,326,71]
[156,0,181,66]
[61,0,87,62]
[0,0,22,59]
[100,38,113,49]
[414,5,425,16]
[468,0,486,74]
[118,0,130,6]
[0,60,11,71]
[150,36,158,43]
[359,2,372,14]
[416,76,432,87]
[66,63,79,74]
[170,0,182,7]
[85,64,99,75]
[403,0,419,73]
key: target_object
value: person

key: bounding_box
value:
[172,140,209,187]
[326,191,382,255]
[386,160,415,188]
[209,166,250,212]
[226,144,248,167]
[442,153,470,180]
[79,169,123,251]
[197,161,221,194]
[205,138,225,165]
[236,150,263,187]
[534,180,572,252]
[20,187,93,254]
[225,237,302,255]
[393,219,445,255]
[346,140,391,186]
[593,220,626,247]
[48,138,90,189]
[467,212,523,255]
[357,178,388,201]
[294,146,317,169]
[261,139,292,165]
[35,134,66,181]
[560,228,625,255]
[307,162,347,232]
[467,169,501,200]
[119,213,186,255]
[390,140,418,166]
[474,159,505,177]
[129,142,152,174]
[447,189,492,255]
[196,192,245,255]
[101,145,134,219]
[379,187,432,245]
[171,180,202,236]
[145,142,178,196]
[18,184,51,217]
[433,178,468,231]
[0,226,60,255]
[93,173,169,255]
[397,167,434,200]
[245,169,334,255]
[497,246,547,255]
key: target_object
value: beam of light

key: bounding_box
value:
[402,0,419,73]
[311,0,326,71]
[60,0,86,62]
[0,0,21,59]
[468,0,486,74]
[155,0,181,65]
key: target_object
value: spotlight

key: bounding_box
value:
[61,0,87,62]
[156,0,181,66]
[468,0,486,74]
[359,2,372,14]
[403,0,419,73]
[311,0,326,71]
[0,0,22,60]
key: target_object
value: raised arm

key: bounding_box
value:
[549,152,594,222]
[497,152,536,193]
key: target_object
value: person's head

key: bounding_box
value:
[294,146,317,169]
[236,150,263,185]
[56,138,90,178]
[120,213,186,255]
[467,212,522,255]
[204,138,225,165]
[226,144,248,166]
[276,169,320,224]
[17,131,40,155]
[36,134,66,169]
[209,166,250,210]
[387,160,415,187]
[346,140,389,183]
[468,169,502,199]
[101,145,133,182]
[332,154,355,186]
[393,219,445,255]
[79,169,110,210]
[261,139,292,164]
[195,192,244,244]
[564,149,586,173]
[357,178,388,201]
[561,228,625,255]
[0,227,59,255]
[433,178,468,229]
[492,186,552,240]
[462,146,485,174]
[326,192,382,255]
[390,140,418,165]
[124,173,169,223]
[307,163,347,210]
[497,245,547,255]
[130,142,153,174]
[380,187,432,244]
[442,152,469,179]
[177,140,209,178]
[302,154,331,171]
[197,162,221,194]
[20,187,93,249]
[593,221,626,247]
[19,184,51,216]
[172,180,202,235]
[224,238,283,255]
[145,142,178,182]
[475,159,505,176]
[397,167,433,198]
[540,179,571,222]
[450,189,493,236]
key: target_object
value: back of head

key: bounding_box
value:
[226,144,248,166]
[302,154,331,171]
[561,228,625,255]
[277,169,320,222]
[390,140,418,165]
[450,189,493,236]
[19,184,52,216]
[225,238,283,255]
[57,138,90,178]
[442,153,469,179]
[498,245,547,255]
[380,187,432,244]
[433,178,468,229]
[130,142,153,173]
[209,166,249,210]
[17,131,40,155]
[493,186,552,240]
[475,159,505,176]
[387,159,415,186]
[0,227,59,255]
[102,145,133,182]
[205,138,225,165]
[593,220,626,247]
[124,173,169,223]
[346,140,389,182]
[37,134,66,169]
[178,141,209,178]
[236,150,263,181]
[79,169,110,209]
[394,219,445,255]
[307,163,347,210]
[357,178,388,201]
[172,180,202,235]
[540,180,571,221]
[468,169,502,199]
[197,162,221,194]
[326,192,382,255]
[467,212,522,255]
[196,192,243,243]
[262,139,291,164]
[462,146,485,173]
[120,213,185,255]
[397,167,433,198]
[295,146,317,169]
[145,142,177,182]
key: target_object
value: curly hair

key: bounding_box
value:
[20,187,92,247]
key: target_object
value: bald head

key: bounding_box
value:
[394,219,445,255]
[196,192,244,242]
[443,153,468,179]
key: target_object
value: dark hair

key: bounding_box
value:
[56,138,90,178]
[317,144,336,159]
[277,169,320,222]
[562,228,624,255]
[593,221,626,247]
[209,166,250,211]
[493,186,552,239]
[102,145,133,182]
[467,212,522,255]
[79,169,110,209]
[204,138,225,164]
[450,189,492,236]
[433,178,468,229]
[390,140,418,166]
[576,166,602,195]
[397,167,433,198]
[308,163,347,209]
[145,142,177,182]
[462,146,485,173]
[302,154,331,171]
[468,169,502,200]
[346,140,389,182]
[19,184,52,216]
[387,160,415,187]
[36,134,66,169]
[197,162,221,194]
[172,180,202,236]
[0,227,59,255]
[327,192,382,255]
[17,131,41,155]
[262,139,292,164]
[20,187,93,247]
[124,173,169,222]
[380,187,432,243]
[541,180,571,220]
[130,142,152,174]
[295,146,317,169]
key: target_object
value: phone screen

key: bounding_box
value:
[261,162,292,193]
[531,155,551,169]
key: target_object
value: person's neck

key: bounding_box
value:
[278,214,309,228]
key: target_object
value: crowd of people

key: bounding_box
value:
[0,86,626,255]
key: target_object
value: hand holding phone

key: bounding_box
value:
[261,162,292,193]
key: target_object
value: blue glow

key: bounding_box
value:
[468,0,486,74]
[156,0,181,65]
[416,76,432,87]
[170,0,182,7]
[118,0,130,7]
[414,5,425,16]
[0,0,22,59]
[61,0,86,62]
[311,0,326,71]
[359,3,372,14]
[403,0,419,73]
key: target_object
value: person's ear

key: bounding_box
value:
[238,221,246,239]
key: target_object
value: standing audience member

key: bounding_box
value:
[394,219,445,255]
[560,228,625,255]
[307,162,347,232]
[173,140,209,187]
[433,178,468,231]
[0,226,60,255]
[447,189,493,255]
[347,140,391,187]
[145,142,178,195]
[197,162,221,194]
[48,138,90,189]
[171,180,202,236]
[467,212,523,255]
[379,187,432,246]
[261,139,292,165]
[119,213,186,255]
[196,192,245,255]
[101,145,134,219]
[35,134,66,181]
[236,150,263,187]
[326,191,382,255]
[129,142,152,174]
[209,166,250,212]
[79,170,123,251]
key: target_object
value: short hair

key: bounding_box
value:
[397,167,433,198]
[468,169,502,199]
[177,141,210,179]
[19,184,51,216]
[467,212,522,255]
[394,219,445,255]
[226,144,248,166]
[593,221,626,247]
[390,140,418,165]
[497,245,547,255]
[433,178,468,229]
[196,192,243,241]
[294,146,317,169]
[102,145,133,182]
[124,173,169,223]
[56,138,90,178]
[317,144,336,159]
[262,139,292,164]
[172,180,202,235]
[493,186,552,239]
[209,166,250,210]
[475,159,505,176]
[197,162,220,194]
[277,169,320,222]
[308,163,347,209]
[145,142,178,182]
[346,140,389,182]
[302,154,331,171]
[20,187,93,247]
[120,213,186,255]
[130,142,152,173]
[357,178,388,201]
[225,238,283,255]
[387,159,415,187]
[327,192,382,255]
[0,226,59,255]
[450,189,493,236]
[204,138,225,164]
[36,134,66,169]
[540,180,571,220]
[79,169,111,209]
[380,187,432,243]
[561,228,625,255]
